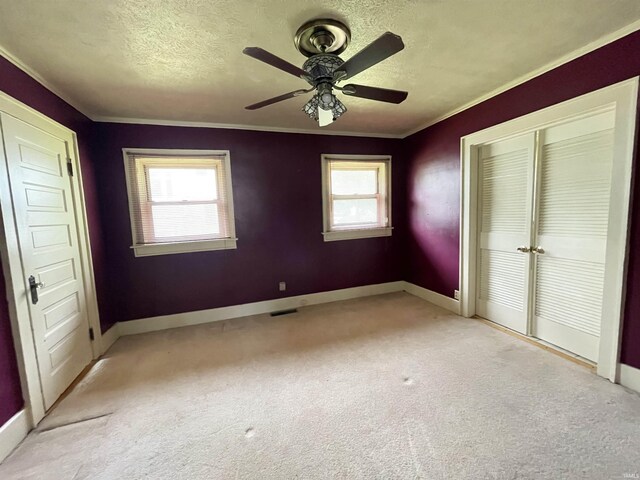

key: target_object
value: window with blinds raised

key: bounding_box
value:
[322,155,392,241]
[123,149,236,257]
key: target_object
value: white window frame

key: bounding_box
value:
[321,154,392,242]
[123,148,237,257]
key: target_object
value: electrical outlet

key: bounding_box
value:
[454,289,460,300]
[279,281,286,292]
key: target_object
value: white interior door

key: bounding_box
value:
[531,110,615,361]
[476,133,536,334]
[1,112,92,409]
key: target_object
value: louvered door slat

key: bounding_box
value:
[538,130,613,238]
[480,250,525,311]
[535,257,605,336]
[481,151,529,234]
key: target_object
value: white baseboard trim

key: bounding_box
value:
[0,409,29,463]
[619,363,640,394]
[402,282,460,314]
[100,323,120,354]
[119,281,406,336]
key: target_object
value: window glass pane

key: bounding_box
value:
[331,169,377,195]
[148,167,217,202]
[151,203,220,239]
[332,198,378,226]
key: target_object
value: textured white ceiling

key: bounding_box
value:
[1,0,639,136]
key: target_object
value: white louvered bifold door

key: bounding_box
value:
[531,110,615,361]
[476,133,536,334]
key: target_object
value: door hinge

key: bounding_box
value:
[67,158,73,176]
[89,327,95,341]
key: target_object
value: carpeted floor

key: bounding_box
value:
[1,292,639,479]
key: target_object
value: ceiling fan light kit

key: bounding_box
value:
[243,18,408,127]
[303,93,347,126]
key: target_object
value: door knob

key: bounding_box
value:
[28,275,44,305]
[532,246,545,254]
[516,246,531,253]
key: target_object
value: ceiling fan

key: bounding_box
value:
[243,19,408,127]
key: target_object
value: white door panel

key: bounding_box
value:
[1,113,92,409]
[531,112,615,361]
[476,133,535,334]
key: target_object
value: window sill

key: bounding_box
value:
[322,227,393,242]
[131,238,237,257]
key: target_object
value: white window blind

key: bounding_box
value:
[124,150,236,256]
[322,156,392,241]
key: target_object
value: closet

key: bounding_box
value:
[476,110,615,362]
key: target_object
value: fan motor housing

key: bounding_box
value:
[295,19,351,57]
[302,54,345,84]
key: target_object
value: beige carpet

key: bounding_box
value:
[1,293,639,479]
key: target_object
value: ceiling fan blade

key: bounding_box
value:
[341,84,408,104]
[243,47,308,79]
[245,89,311,110]
[335,32,404,80]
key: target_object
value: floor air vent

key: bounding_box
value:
[270,308,298,317]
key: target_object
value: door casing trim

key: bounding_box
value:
[0,91,103,426]
[459,77,639,382]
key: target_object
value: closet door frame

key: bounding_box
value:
[460,77,638,382]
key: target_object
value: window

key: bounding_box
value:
[123,149,236,257]
[321,155,392,241]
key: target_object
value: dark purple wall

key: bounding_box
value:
[93,123,405,323]
[405,30,640,368]
[0,57,108,425]
[622,101,640,369]
[0,261,22,426]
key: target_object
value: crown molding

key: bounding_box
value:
[91,115,403,138]
[401,19,640,138]
[0,44,93,120]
